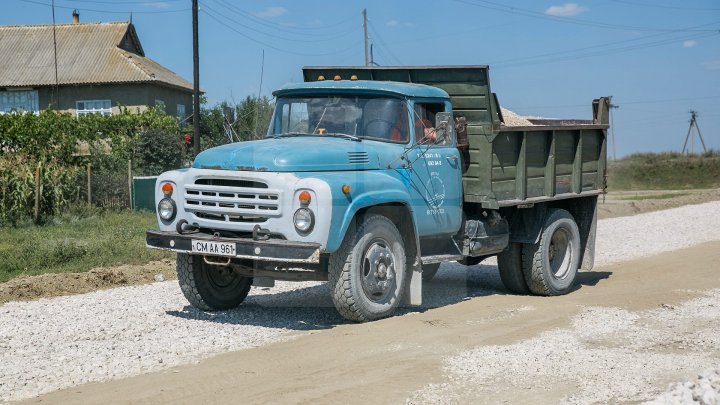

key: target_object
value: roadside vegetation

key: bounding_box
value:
[0,207,171,283]
[608,151,720,191]
[0,96,273,283]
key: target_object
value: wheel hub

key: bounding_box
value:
[549,228,572,279]
[361,240,396,302]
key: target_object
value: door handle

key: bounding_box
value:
[446,155,458,162]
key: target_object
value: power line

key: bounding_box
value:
[492,31,718,68]
[200,7,361,57]
[485,20,720,67]
[58,0,183,4]
[18,0,189,14]
[606,0,720,12]
[451,0,718,33]
[210,0,358,34]
[201,2,358,43]
[368,21,403,65]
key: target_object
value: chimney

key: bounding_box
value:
[72,9,79,24]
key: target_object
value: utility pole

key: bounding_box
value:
[363,9,369,66]
[682,110,707,155]
[51,1,60,108]
[608,99,619,161]
[192,0,201,157]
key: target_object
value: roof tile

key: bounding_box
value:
[0,22,193,91]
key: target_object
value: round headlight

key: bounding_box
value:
[293,208,314,233]
[158,198,176,221]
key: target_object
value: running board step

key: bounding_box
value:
[421,254,464,265]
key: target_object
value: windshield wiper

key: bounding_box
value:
[325,133,362,142]
[269,132,311,139]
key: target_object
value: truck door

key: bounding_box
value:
[406,101,463,237]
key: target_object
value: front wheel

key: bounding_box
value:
[176,253,253,310]
[329,215,407,322]
[521,209,581,296]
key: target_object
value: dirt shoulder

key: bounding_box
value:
[24,241,720,405]
[1,189,717,305]
[598,188,720,219]
[0,260,176,305]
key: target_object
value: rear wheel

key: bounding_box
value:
[497,242,530,294]
[329,215,407,322]
[521,209,580,296]
[176,253,253,310]
[422,263,441,281]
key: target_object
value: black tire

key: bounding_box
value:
[328,215,407,322]
[497,242,530,294]
[521,209,581,296]
[422,263,441,281]
[176,253,253,311]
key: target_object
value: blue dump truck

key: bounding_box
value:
[146,66,609,322]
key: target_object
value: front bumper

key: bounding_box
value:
[146,230,321,263]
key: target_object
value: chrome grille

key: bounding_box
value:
[185,179,281,223]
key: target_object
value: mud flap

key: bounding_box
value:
[403,257,422,306]
[581,202,598,271]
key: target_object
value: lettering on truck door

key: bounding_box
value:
[406,101,463,236]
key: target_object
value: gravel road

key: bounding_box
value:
[408,289,720,404]
[2,201,720,403]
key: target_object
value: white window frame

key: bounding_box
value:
[76,99,112,117]
[155,99,166,112]
[177,103,186,119]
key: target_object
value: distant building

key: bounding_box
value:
[0,11,193,118]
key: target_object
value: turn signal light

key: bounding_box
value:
[333,75,341,81]
[317,75,325,80]
[350,75,358,81]
[161,182,173,196]
[342,184,351,194]
[298,190,312,205]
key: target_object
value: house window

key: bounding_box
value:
[177,104,185,119]
[155,99,165,112]
[76,100,112,116]
[0,90,39,113]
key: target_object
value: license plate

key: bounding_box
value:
[191,240,236,257]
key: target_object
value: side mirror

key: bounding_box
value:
[434,112,452,143]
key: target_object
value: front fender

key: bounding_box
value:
[315,171,420,253]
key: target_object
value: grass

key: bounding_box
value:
[618,192,691,201]
[0,207,172,283]
[608,151,720,191]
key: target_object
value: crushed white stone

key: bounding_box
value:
[644,369,720,405]
[409,290,720,404]
[1,202,719,402]
[500,107,536,127]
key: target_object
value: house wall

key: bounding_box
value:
[36,83,192,117]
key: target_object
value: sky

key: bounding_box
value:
[2,0,719,157]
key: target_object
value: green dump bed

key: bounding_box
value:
[303,66,608,209]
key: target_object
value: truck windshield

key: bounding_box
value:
[268,95,409,143]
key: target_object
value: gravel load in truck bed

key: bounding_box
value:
[500,107,536,127]
[1,201,720,402]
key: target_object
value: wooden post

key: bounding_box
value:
[34,163,41,222]
[128,159,133,210]
[87,162,92,205]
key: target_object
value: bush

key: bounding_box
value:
[0,108,183,225]
[135,126,188,176]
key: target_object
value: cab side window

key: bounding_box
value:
[413,102,451,146]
